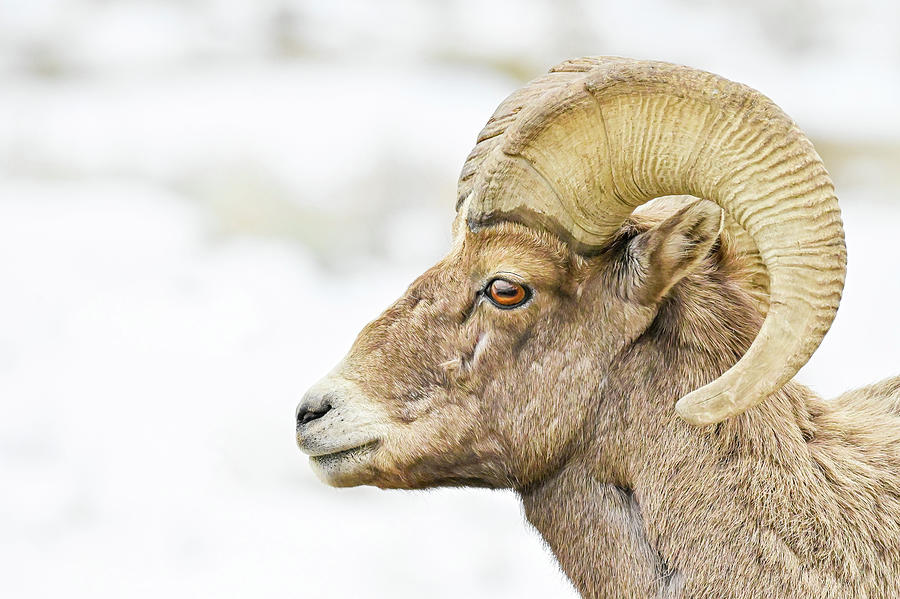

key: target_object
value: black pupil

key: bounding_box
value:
[494,281,518,297]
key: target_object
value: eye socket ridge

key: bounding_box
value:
[483,277,532,309]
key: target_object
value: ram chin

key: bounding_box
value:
[307,443,378,487]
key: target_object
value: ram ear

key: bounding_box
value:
[626,200,724,305]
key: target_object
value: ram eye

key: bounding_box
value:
[486,278,530,308]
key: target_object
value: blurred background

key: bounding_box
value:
[1,1,898,597]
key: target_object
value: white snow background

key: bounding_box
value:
[1,1,898,597]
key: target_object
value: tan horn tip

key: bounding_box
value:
[674,387,740,426]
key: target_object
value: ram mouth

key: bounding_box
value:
[309,441,379,463]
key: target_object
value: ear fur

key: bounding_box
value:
[626,200,724,305]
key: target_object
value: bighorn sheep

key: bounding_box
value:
[295,57,900,598]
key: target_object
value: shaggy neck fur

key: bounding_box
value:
[521,258,900,599]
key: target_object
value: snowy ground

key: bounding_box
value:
[1,2,899,598]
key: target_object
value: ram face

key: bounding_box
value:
[296,57,846,492]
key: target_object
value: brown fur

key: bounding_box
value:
[298,200,900,598]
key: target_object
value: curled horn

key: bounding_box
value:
[458,57,846,425]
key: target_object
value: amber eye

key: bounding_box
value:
[486,278,530,308]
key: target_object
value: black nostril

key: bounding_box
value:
[296,401,332,427]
